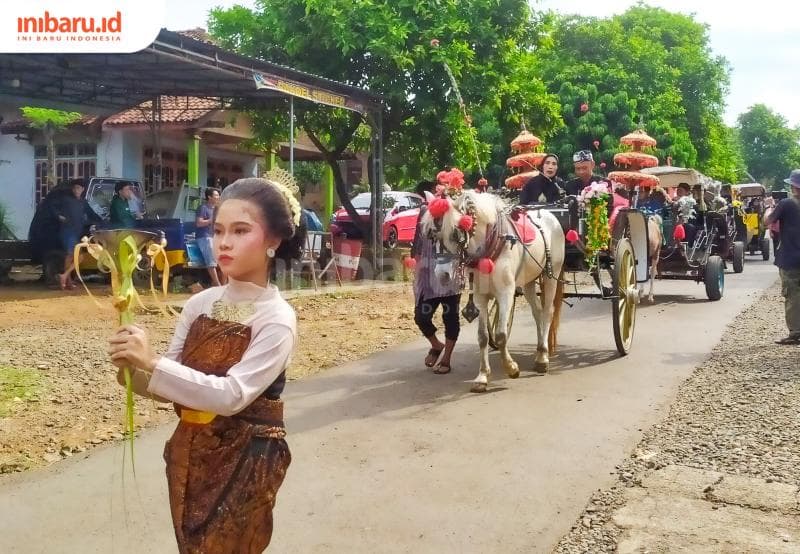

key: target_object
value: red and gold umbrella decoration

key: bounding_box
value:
[608,128,661,190]
[505,128,544,189]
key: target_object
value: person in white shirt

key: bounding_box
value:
[108,177,306,553]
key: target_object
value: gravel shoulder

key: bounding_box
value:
[554,283,800,552]
[0,283,418,476]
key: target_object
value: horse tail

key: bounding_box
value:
[548,267,565,355]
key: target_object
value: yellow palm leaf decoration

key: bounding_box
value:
[73,228,172,472]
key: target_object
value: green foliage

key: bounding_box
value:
[535,6,739,180]
[210,2,754,193]
[20,107,82,130]
[274,160,326,195]
[737,104,800,188]
[209,0,562,189]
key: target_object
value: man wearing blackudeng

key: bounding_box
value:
[765,169,800,344]
[564,149,604,195]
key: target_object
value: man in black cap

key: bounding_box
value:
[564,149,605,195]
[766,169,800,344]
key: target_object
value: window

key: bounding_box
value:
[33,142,97,204]
[207,157,245,189]
[142,147,188,195]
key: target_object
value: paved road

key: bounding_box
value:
[0,261,777,553]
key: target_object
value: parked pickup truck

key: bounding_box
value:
[0,177,208,285]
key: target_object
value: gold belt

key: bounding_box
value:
[180,409,217,424]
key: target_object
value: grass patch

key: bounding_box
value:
[0,366,43,417]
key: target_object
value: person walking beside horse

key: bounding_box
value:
[410,179,463,374]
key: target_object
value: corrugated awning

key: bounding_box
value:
[0,29,382,115]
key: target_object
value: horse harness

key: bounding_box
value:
[445,207,561,282]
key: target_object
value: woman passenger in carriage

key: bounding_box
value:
[519,154,564,205]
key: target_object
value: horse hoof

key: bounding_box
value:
[470,382,488,393]
[533,362,549,374]
[506,362,520,379]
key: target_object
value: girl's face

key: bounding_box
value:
[542,157,558,178]
[213,199,279,285]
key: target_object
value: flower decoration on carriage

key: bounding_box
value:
[579,181,612,268]
[579,181,611,206]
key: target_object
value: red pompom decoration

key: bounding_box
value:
[458,214,474,232]
[593,140,600,149]
[477,258,495,274]
[566,229,580,243]
[447,167,465,190]
[436,170,449,184]
[580,103,589,113]
[428,197,451,219]
[403,257,417,269]
[673,224,686,241]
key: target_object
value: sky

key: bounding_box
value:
[164,0,799,128]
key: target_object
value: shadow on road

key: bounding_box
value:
[640,293,709,306]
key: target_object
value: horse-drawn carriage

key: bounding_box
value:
[485,195,645,356]
[730,183,771,261]
[642,167,733,300]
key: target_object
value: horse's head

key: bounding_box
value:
[421,190,506,266]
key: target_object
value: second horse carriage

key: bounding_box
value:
[641,166,734,300]
[730,183,771,261]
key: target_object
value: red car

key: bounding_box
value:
[330,191,424,248]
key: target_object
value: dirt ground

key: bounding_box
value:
[0,280,420,475]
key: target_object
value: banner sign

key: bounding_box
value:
[253,72,365,114]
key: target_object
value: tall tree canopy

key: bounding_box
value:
[210,0,562,222]
[534,6,743,182]
[21,107,82,188]
[737,104,800,188]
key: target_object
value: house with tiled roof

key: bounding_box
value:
[0,96,270,237]
[0,29,369,238]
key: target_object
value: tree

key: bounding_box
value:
[209,0,562,236]
[737,104,800,188]
[534,7,740,181]
[20,107,82,189]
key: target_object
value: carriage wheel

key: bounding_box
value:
[761,237,771,261]
[487,296,516,351]
[612,238,637,356]
[704,255,725,301]
[732,241,745,274]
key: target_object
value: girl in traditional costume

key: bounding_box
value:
[107,178,305,553]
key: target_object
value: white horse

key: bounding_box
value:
[421,190,566,392]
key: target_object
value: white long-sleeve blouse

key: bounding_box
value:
[145,278,297,417]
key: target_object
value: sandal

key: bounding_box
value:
[424,348,443,367]
[775,335,800,345]
[433,363,451,375]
